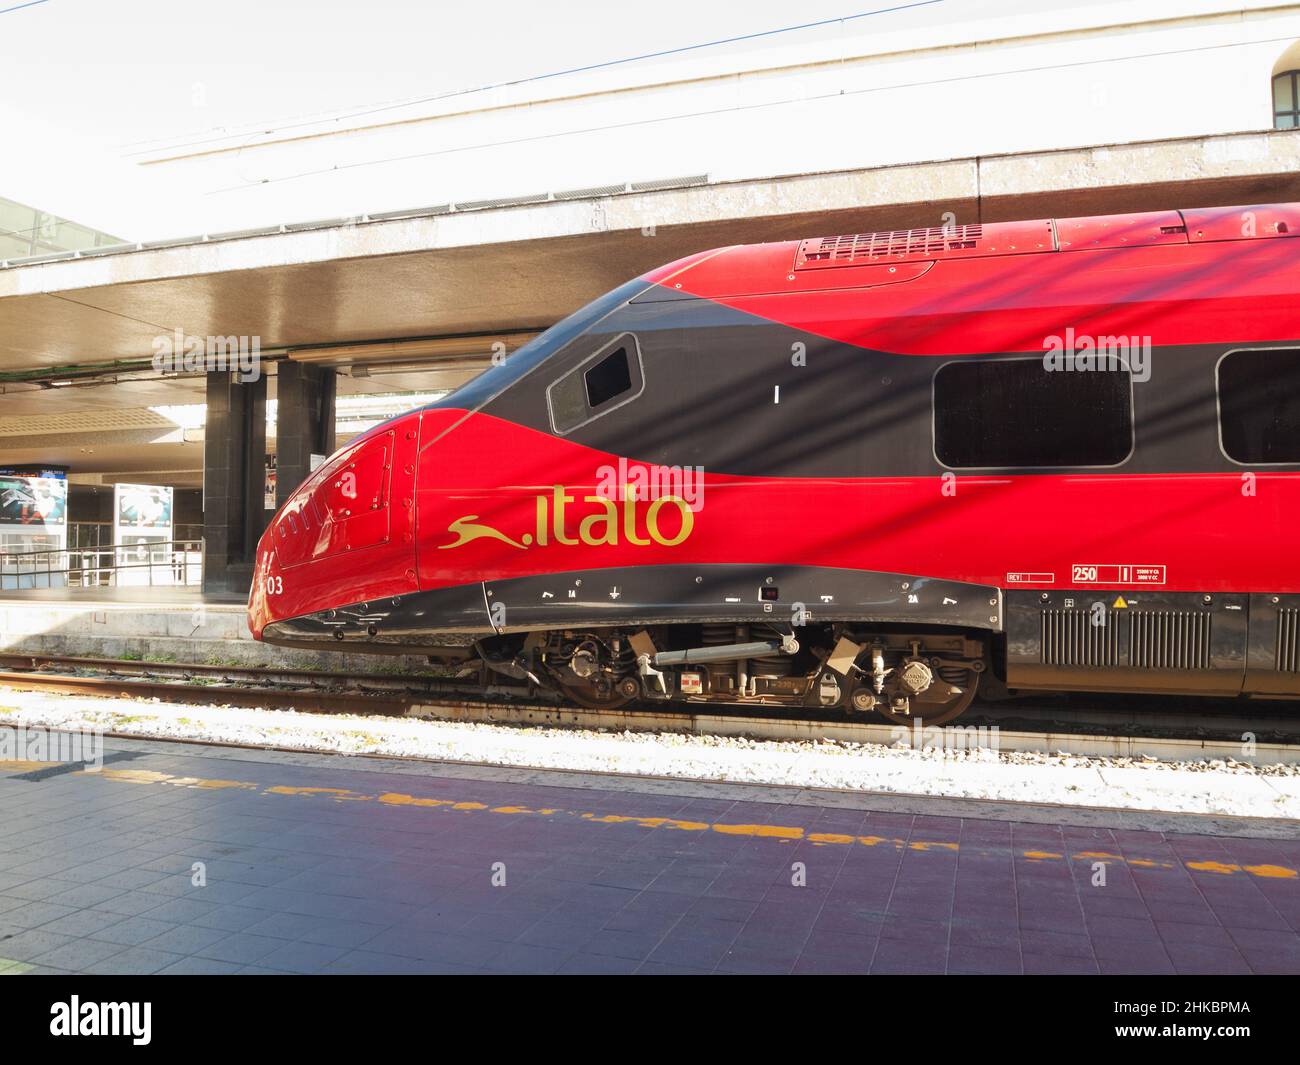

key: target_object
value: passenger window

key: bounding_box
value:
[934,356,1133,468]
[548,334,643,434]
[1218,348,1300,464]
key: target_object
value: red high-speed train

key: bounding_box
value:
[249,203,1300,725]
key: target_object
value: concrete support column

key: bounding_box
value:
[275,362,336,509]
[202,370,267,596]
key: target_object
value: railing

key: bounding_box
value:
[0,539,204,589]
[64,523,203,551]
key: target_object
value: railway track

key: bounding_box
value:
[0,652,465,716]
[0,651,1296,764]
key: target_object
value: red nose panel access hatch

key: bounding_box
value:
[272,430,394,568]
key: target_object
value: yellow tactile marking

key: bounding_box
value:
[0,760,62,774]
[99,767,258,790]
[265,785,371,801]
[0,958,35,976]
[33,764,1300,882]
[1185,859,1298,878]
[1243,864,1298,879]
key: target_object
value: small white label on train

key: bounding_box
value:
[1006,572,1055,584]
[1070,564,1166,585]
[679,672,703,694]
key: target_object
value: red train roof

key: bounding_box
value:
[643,202,1300,301]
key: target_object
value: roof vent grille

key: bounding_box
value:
[797,224,984,269]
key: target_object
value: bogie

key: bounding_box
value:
[475,623,989,726]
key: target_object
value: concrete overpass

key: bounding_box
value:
[7,127,1300,374]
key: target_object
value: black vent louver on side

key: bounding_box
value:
[1129,610,1211,670]
[1040,607,1216,671]
[1278,609,1300,672]
[1041,609,1120,667]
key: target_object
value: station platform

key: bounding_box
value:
[0,592,424,671]
[1,736,1297,974]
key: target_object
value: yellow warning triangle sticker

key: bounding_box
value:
[1113,596,1128,609]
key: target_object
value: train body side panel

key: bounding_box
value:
[258,206,1300,696]
[411,410,1300,595]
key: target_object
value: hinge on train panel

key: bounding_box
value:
[482,583,503,634]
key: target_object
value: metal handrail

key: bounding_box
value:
[0,538,203,588]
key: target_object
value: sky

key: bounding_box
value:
[0,0,1099,236]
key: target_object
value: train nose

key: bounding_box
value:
[246,410,424,639]
[247,525,277,638]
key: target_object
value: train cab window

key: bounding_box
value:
[934,356,1133,468]
[547,333,644,434]
[1218,348,1300,464]
[585,347,632,407]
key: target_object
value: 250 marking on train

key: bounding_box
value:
[1071,564,1166,585]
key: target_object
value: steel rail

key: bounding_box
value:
[0,655,1298,764]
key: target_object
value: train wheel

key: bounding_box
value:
[872,669,979,728]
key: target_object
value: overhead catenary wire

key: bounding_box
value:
[122,0,946,157]
[206,32,1300,195]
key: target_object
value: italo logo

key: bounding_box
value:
[50,997,151,1046]
[438,484,694,550]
